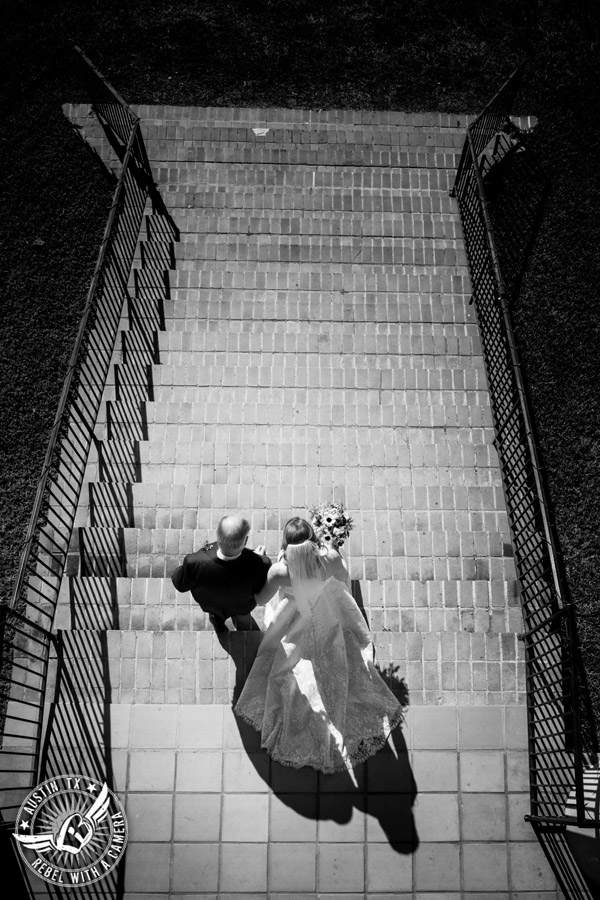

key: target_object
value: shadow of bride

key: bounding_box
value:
[219,630,419,854]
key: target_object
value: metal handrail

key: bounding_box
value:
[452,59,597,897]
[10,122,140,615]
[1,50,154,835]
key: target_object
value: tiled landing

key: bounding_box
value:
[34,703,558,898]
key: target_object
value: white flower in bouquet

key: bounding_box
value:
[308,501,354,549]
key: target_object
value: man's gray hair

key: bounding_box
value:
[216,515,250,556]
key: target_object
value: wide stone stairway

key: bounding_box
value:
[44,104,559,897]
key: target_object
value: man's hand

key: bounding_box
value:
[253,545,267,556]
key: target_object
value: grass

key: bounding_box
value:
[1,0,599,730]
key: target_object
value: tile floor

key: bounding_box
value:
[108,705,559,896]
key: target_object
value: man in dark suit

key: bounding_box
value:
[171,514,271,632]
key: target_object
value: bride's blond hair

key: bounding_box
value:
[281,517,326,586]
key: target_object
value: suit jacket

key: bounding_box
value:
[171,542,271,618]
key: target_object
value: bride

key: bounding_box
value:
[234,517,404,774]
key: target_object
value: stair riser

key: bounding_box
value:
[166,190,459,215]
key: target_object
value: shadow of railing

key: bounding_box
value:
[37,620,125,899]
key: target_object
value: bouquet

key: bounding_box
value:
[308,500,354,549]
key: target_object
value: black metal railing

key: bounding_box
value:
[452,62,598,897]
[0,48,155,829]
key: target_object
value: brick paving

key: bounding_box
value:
[45,103,559,897]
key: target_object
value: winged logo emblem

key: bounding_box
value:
[15,782,110,856]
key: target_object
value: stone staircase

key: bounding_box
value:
[42,105,541,897]
[55,104,526,706]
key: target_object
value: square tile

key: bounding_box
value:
[318,843,365,892]
[269,842,316,891]
[367,843,413,892]
[508,792,536,841]
[414,842,460,891]
[411,708,457,749]
[272,760,318,792]
[126,793,172,841]
[178,705,224,748]
[110,748,128,792]
[176,751,222,792]
[128,750,176,791]
[270,793,318,841]
[174,793,221,841]
[505,705,528,748]
[507,750,530,791]
[319,764,366,792]
[171,843,219,892]
[413,793,459,841]
[319,795,365,841]
[509,841,558,890]
[131,705,178,748]
[366,794,417,845]
[461,793,507,841]
[410,751,458,792]
[220,842,268,892]
[463,842,509,891]
[367,750,415,793]
[222,793,269,841]
[458,707,504,749]
[459,751,505,792]
[124,843,170,892]
[110,704,132,747]
[224,707,262,749]
[223,751,270,791]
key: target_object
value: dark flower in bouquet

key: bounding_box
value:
[308,501,354,549]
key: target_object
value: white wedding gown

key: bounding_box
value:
[234,573,404,773]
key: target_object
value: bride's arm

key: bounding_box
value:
[254,561,290,606]
[326,548,350,583]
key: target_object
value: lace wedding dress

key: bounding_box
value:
[234,573,404,773]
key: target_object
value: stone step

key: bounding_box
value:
[73,527,516,581]
[143,121,466,147]
[132,105,527,129]
[156,164,455,193]
[56,575,520,634]
[45,627,525,706]
[74,526,512,559]
[108,363,487,392]
[155,146,460,168]
[84,462,502,491]
[143,108,533,130]
[121,349,485,376]
[98,398,494,431]
[90,434,500,468]
[102,382,492,407]
[155,322,479,347]
[153,141,459,167]
[79,472,507,518]
[163,264,471,293]
[139,321,481,353]
[127,296,472,326]
[166,187,459,215]
[81,486,509,533]
[131,236,467,267]
[150,348,481,372]
[90,425,497,458]
[78,473,505,510]
[167,211,463,238]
